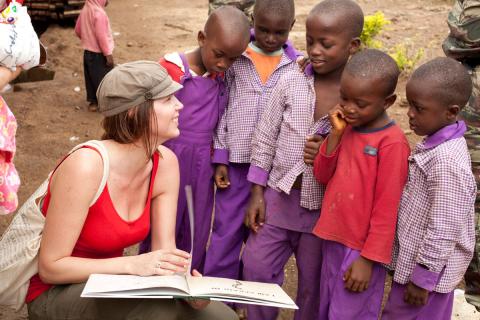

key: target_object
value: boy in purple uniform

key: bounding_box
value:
[382,58,476,320]
[204,0,297,281]
[241,1,363,319]
[140,7,250,273]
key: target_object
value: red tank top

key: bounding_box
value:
[26,146,160,303]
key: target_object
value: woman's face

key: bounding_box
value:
[152,95,183,141]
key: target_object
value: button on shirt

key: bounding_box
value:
[390,121,476,293]
[212,40,299,165]
[247,65,331,211]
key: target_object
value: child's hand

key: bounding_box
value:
[404,281,429,306]
[106,54,114,67]
[343,256,373,293]
[214,164,230,189]
[304,135,324,165]
[296,56,309,73]
[184,270,211,310]
[245,184,266,233]
[329,105,347,136]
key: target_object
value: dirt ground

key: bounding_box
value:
[0,0,476,319]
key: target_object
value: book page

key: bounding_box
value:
[82,274,190,297]
[186,276,297,307]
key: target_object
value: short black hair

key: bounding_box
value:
[205,6,250,42]
[344,49,400,96]
[308,0,364,38]
[410,57,472,108]
[254,0,295,22]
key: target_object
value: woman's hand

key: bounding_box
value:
[127,248,190,276]
[184,270,211,310]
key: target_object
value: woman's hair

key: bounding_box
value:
[101,99,158,158]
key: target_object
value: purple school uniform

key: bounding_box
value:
[140,53,227,272]
[383,121,476,319]
[204,38,299,280]
[240,65,331,320]
[319,240,386,320]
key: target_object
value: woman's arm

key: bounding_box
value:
[150,146,180,251]
[38,147,189,285]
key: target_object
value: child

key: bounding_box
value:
[203,0,297,281]
[75,0,114,112]
[241,1,363,319]
[382,58,476,320]
[140,6,250,273]
[311,49,410,319]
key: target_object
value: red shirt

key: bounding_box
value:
[313,123,410,264]
[26,147,159,302]
[159,58,184,83]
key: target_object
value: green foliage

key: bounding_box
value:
[360,11,390,49]
[360,11,424,72]
[389,44,424,72]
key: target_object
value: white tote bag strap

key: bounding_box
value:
[65,140,110,206]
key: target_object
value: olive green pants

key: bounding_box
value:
[27,283,238,320]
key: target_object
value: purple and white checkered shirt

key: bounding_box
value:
[247,65,331,210]
[390,121,476,293]
[212,40,299,164]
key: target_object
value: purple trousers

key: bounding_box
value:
[382,281,454,320]
[204,163,250,279]
[319,240,386,320]
[242,195,323,320]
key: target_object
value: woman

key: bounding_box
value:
[26,61,238,320]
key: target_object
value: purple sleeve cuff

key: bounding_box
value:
[247,165,269,186]
[212,149,229,165]
[410,264,441,292]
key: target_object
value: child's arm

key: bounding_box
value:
[246,77,288,232]
[93,12,114,66]
[212,69,233,189]
[412,160,475,292]
[312,105,346,184]
[361,142,410,262]
[74,16,82,38]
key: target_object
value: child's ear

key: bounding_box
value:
[447,104,460,120]
[384,93,397,110]
[197,31,206,47]
[289,19,296,31]
[349,37,361,55]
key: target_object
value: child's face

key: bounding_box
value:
[198,30,248,74]
[339,72,395,129]
[406,79,458,136]
[253,11,294,53]
[306,14,359,75]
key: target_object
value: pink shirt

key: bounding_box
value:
[0,96,19,214]
[74,0,113,56]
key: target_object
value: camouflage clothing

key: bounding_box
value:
[208,0,255,21]
[443,0,480,311]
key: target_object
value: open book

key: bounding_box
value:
[81,186,298,309]
[81,273,297,309]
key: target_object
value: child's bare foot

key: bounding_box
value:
[88,102,98,112]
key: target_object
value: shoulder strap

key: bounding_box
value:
[64,140,110,206]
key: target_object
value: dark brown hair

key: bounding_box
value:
[101,100,158,158]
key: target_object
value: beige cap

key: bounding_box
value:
[97,60,183,117]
